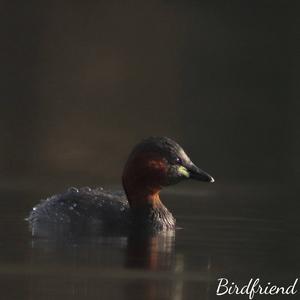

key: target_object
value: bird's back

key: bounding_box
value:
[27,187,131,237]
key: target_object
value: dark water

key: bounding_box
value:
[0,182,299,300]
[1,1,298,299]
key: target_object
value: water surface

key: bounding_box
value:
[0,182,298,300]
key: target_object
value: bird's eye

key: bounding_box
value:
[175,157,182,164]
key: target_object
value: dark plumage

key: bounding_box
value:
[28,137,214,237]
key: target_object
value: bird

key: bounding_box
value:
[28,136,214,237]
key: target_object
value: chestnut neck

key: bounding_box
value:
[122,160,176,230]
[122,174,163,210]
[122,152,167,210]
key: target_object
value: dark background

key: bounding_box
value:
[0,2,299,300]
[1,0,298,189]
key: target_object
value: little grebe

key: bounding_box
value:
[28,137,214,236]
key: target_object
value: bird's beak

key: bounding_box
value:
[187,163,215,183]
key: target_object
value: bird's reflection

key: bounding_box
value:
[28,230,185,300]
[126,230,175,270]
[124,230,187,300]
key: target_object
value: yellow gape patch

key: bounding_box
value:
[178,166,190,178]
